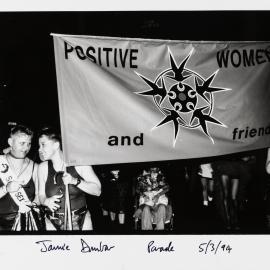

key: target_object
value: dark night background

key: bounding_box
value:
[1,11,270,134]
[0,11,270,234]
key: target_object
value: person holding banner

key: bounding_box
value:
[0,124,40,231]
[37,127,101,230]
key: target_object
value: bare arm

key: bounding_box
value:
[74,166,101,196]
[159,185,170,195]
[153,185,170,199]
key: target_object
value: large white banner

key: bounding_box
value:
[52,34,270,165]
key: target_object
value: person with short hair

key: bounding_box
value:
[0,124,39,230]
[37,126,101,230]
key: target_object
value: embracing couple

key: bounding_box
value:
[0,124,101,231]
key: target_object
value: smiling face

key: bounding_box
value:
[8,132,32,159]
[38,135,59,161]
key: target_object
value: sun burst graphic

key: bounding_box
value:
[136,47,231,146]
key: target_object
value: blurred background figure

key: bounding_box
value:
[266,148,270,175]
[101,166,130,230]
[213,155,252,231]
[265,148,270,229]
[198,163,214,207]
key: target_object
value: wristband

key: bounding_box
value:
[75,178,81,187]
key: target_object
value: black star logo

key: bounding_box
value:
[190,106,225,143]
[166,49,193,82]
[195,70,230,103]
[155,108,186,143]
[136,74,167,105]
[136,49,229,145]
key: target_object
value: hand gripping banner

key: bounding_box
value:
[52,34,270,165]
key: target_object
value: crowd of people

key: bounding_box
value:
[0,123,270,233]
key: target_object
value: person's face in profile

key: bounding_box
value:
[38,135,59,161]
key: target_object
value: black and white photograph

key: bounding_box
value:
[0,10,270,238]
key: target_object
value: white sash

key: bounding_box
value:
[0,155,33,213]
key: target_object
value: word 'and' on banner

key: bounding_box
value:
[52,34,270,166]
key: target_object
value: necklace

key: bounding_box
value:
[6,154,30,179]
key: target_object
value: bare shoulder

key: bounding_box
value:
[38,161,49,173]
[74,165,93,173]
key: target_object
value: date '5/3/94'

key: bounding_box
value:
[199,240,232,254]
